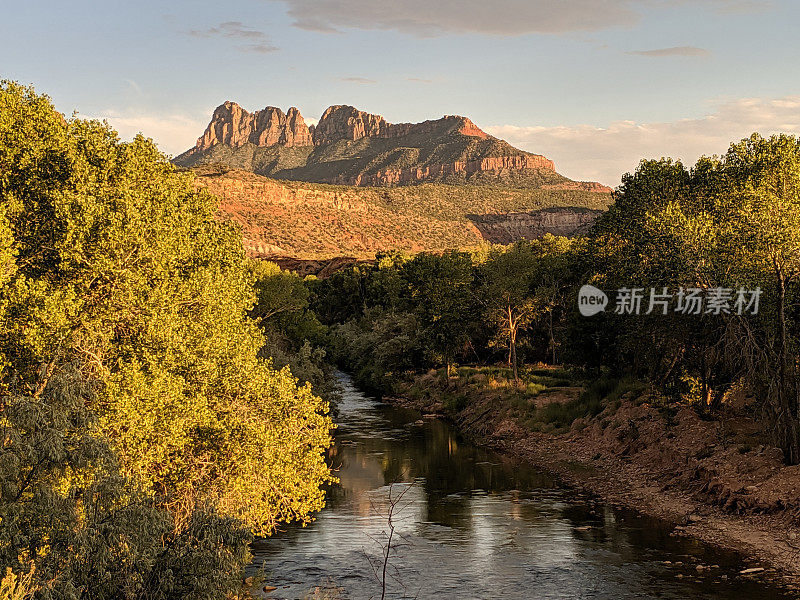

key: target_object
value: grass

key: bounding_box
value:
[402,364,650,438]
[526,375,648,433]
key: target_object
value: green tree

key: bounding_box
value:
[714,134,800,462]
[591,136,800,462]
[481,242,541,381]
[0,367,252,599]
[0,81,333,533]
[401,252,476,378]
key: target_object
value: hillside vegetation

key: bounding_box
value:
[192,165,611,259]
[179,134,561,185]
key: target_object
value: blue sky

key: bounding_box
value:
[3,0,799,185]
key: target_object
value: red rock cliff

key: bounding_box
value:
[195,101,313,150]
[181,102,579,187]
[311,105,490,145]
[336,155,556,186]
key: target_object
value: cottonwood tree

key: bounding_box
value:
[480,241,545,382]
[715,134,800,463]
[401,251,476,378]
[598,137,800,462]
[0,81,334,534]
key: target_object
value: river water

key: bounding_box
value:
[250,373,795,599]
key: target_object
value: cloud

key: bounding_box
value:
[627,45,711,57]
[711,0,773,14]
[188,21,278,53]
[338,76,377,84]
[485,96,800,187]
[269,0,771,36]
[97,110,208,156]
[124,79,142,94]
[246,43,280,53]
[407,77,433,83]
[273,0,638,35]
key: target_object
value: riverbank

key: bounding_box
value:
[386,367,800,592]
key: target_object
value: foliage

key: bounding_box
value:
[1,567,36,600]
[314,131,800,465]
[401,251,477,377]
[480,237,575,380]
[586,135,800,461]
[248,260,339,403]
[0,81,333,539]
[0,368,252,599]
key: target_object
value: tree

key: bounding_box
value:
[482,244,535,381]
[401,252,476,378]
[0,81,333,533]
[481,241,552,382]
[715,134,800,462]
[591,136,800,463]
[0,367,252,599]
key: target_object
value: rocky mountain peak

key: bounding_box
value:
[311,105,490,145]
[177,100,612,191]
[195,102,313,150]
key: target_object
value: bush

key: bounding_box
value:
[530,376,646,431]
[0,369,253,599]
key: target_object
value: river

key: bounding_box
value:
[250,373,794,599]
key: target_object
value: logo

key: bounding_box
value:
[577,284,761,317]
[578,285,608,316]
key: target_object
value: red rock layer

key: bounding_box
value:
[332,155,556,186]
[311,105,489,145]
[196,101,313,150]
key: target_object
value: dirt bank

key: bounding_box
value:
[388,373,800,592]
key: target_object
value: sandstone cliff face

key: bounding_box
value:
[469,208,602,245]
[178,102,615,189]
[311,105,490,145]
[195,101,313,150]
[333,155,556,186]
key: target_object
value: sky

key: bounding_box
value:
[2,0,799,186]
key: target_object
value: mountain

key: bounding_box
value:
[176,102,612,263]
[175,102,610,191]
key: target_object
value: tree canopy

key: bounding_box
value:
[0,81,334,555]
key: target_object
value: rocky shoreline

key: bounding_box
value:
[386,382,800,594]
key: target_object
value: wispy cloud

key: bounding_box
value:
[710,0,773,14]
[124,79,142,94]
[627,45,711,58]
[407,77,433,83]
[338,76,377,84]
[485,96,800,186]
[272,0,638,35]
[188,21,278,53]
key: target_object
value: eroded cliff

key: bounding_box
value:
[175,102,611,190]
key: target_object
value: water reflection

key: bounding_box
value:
[250,373,793,599]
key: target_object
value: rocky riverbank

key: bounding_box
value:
[386,370,800,593]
